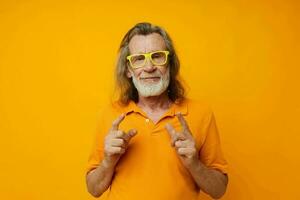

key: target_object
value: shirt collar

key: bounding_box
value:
[120,99,188,117]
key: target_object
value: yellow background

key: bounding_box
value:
[0,0,299,199]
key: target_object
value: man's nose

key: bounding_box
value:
[143,58,156,72]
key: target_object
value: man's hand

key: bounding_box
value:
[86,114,137,198]
[103,113,137,168]
[165,112,228,198]
[165,112,198,168]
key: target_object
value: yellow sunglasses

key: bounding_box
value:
[126,50,169,69]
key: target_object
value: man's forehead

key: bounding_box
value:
[128,33,167,54]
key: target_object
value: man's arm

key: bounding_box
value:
[165,113,228,199]
[186,159,228,199]
[86,158,116,197]
[86,114,137,198]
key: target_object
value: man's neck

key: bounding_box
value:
[137,92,171,112]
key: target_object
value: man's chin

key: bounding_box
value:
[137,87,166,97]
[140,79,161,85]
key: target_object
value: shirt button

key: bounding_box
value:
[145,118,150,123]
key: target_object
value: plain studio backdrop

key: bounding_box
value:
[0,0,299,199]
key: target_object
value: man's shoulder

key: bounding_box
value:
[95,101,128,123]
[184,98,213,114]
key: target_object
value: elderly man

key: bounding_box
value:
[86,22,228,200]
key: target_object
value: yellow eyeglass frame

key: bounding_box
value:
[126,50,170,69]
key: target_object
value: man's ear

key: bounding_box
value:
[126,65,132,78]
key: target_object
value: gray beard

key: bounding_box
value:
[131,69,170,97]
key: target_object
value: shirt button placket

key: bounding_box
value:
[145,118,159,136]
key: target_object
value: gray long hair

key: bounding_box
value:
[114,22,185,105]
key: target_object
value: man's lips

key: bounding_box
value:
[140,77,160,80]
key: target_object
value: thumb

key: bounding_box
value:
[124,129,137,142]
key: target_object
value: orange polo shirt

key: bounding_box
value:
[86,98,228,200]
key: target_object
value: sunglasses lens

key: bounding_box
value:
[151,52,167,65]
[130,55,146,68]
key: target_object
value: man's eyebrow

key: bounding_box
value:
[132,51,146,54]
[133,49,167,54]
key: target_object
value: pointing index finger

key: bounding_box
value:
[165,123,176,138]
[176,112,193,138]
[111,113,125,131]
[165,123,185,146]
[176,112,189,131]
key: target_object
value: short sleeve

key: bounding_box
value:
[86,109,107,175]
[199,108,228,174]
